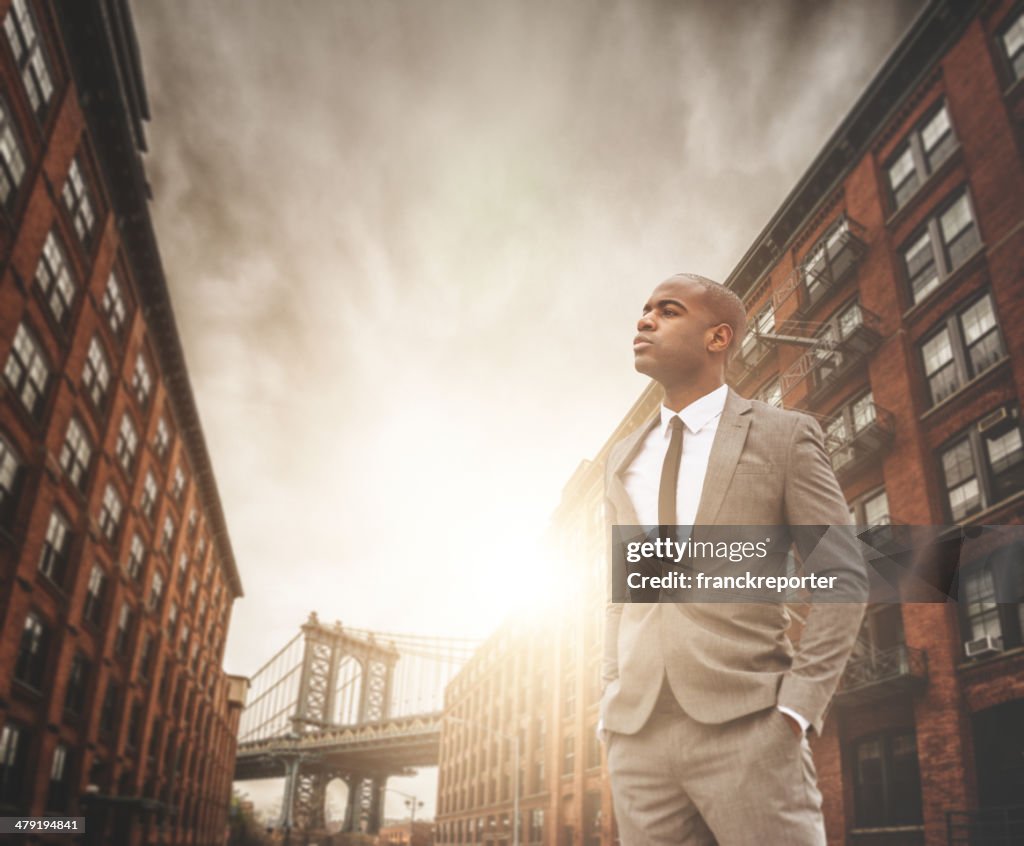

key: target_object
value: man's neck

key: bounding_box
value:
[661,377,725,413]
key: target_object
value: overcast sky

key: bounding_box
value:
[131,0,923,820]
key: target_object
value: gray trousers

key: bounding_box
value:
[607,682,826,845]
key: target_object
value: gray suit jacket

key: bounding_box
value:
[600,387,867,736]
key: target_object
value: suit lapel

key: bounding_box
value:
[607,413,660,525]
[694,388,753,525]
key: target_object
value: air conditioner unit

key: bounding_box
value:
[964,635,1004,657]
[978,407,1010,433]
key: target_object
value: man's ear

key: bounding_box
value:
[707,323,734,355]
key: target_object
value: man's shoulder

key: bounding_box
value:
[745,396,819,434]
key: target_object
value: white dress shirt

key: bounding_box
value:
[622,383,729,528]
[611,383,810,737]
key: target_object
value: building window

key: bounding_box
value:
[885,102,956,209]
[102,272,127,337]
[529,808,545,844]
[149,570,164,612]
[0,95,26,207]
[37,508,70,585]
[139,472,158,521]
[63,653,89,715]
[114,602,133,656]
[46,743,70,812]
[3,0,54,118]
[0,722,27,806]
[62,157,96,244]
[172,465,186,500]
[82,563,105,626]
[126,532,145,581]
[853,731,923,827]
[59,416,91,490]
[962,565,1001,642]
[4,321,50,417]
[162,514,175,555]
[850,488,890,526]
[741,302,774,356]
[902,190,981,306]
[940,404,1024,521]
[153,416,170,459]
[824,391,877,452]
[1000,8,1024,82]
[960,549,1024,653]
[81,336,111,409]
[99,682,118,735]
[0,434,20,517]
[802,216,861,301]
[132,354,151,406]
[98,483,122,542]
[14,610,48,689]
[115,412,138,472]
[138,631,154,680]
[35,230,77,326]
[562,734,574,775]
[756,377,782,408]
[920,292,1006,406]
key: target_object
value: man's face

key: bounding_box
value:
[632,277,719,385]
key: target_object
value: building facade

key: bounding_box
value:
[437,0,1024,844]
[0,1,246,844]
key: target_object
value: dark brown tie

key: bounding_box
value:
[659,416,684,536]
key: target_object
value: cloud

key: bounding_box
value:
[132,0,922,662]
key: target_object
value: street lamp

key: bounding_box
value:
[445,715,520,846]
[384,787,423,846]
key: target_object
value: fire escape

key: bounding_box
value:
[729,215,895,478]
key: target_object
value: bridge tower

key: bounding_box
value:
[279,612,400,834]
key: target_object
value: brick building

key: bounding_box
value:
[0,1,247,844]
[437,0,1024,844]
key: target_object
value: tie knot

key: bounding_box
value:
[668,416,683,432]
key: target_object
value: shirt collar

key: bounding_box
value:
[659,383,729,437]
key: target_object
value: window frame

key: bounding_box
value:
[919,291,1006,406]
[0,93,27,210]
[115,411,139,474]
[34,229,78,329]
[0,432,21,521]
[59,416,92,491]
[3,0,55,120]
[61,156,96,247]
[938,404,1024,522]
[37,507,71,587]
[851,729,923,828]
[81,334,111,413]
[997,5,1024,85]
[900,188,982,308]
[4,320,50,419]
[883,100,958,212]
[97,482,123,543]
[14,609,49,690]
[82,562,105,627]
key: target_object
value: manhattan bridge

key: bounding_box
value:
[234,612,479,835]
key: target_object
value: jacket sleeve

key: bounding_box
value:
[778,413,868,735]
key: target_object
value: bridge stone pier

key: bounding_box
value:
[235,612,474,835]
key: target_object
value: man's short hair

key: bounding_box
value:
[671,273,748,362]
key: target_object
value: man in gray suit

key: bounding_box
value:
[600,273,867,845]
